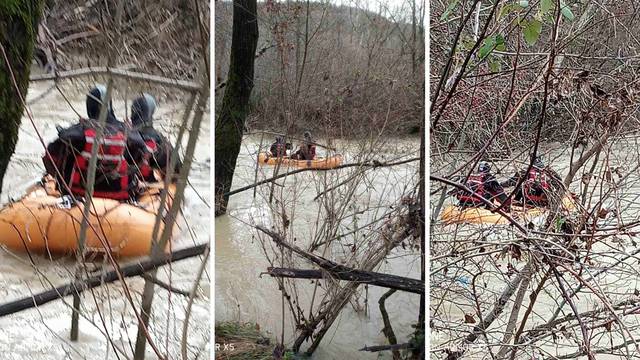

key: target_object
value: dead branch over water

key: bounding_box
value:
[225,156,420,198]
[264,267,424,295]
[238,152,423,356]
[0,243,208,317]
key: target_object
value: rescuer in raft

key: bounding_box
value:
[43,85,147,200]
[455,161,510,210]
[269,136,292,157]
[130,93,182,183]
[291,131,317,160]
[501,156,562,207]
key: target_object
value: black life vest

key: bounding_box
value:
[70,127,130,200]
[270,142,287,157]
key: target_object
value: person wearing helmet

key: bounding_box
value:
[130,93,182,183]
[291,131,317,160]
[269,136,291,158]
[456,161,509,209]
[501,155,562,206]
[43,85,147,200]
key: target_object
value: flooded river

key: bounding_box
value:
[430,139,640,359]
[215,136,421,359]
[0,80,210,359]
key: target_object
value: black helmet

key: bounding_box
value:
[86,84,114,120]
[478,161,491,173]
[533,156,544,168]
[131,93,157,127]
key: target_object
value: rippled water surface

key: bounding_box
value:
[216,136,421,359]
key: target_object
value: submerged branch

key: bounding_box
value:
[0,243,208,317]
[359,343,412,352]
[379,289,401,359]
[141,274,190,297]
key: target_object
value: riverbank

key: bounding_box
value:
[215,322,273,360]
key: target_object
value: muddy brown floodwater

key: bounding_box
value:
[0,81,210,359]
[431,141,640,359]
[215,136,421,359]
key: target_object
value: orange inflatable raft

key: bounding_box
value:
[257,152,343,169]
[440,195,577,225]
[0,177,175,257]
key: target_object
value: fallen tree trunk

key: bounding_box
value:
[265,267,423,295]
[29,66,200,92]
[256,226,422,294]
[0,243,208,317]
[256,223,417,355]
[360,343,412,352]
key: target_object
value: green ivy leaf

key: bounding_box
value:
[478,34,506,60]
[478,36,496,59]
[495,34,506,51]
[441,0,460,21]
[457,36,475,52]
[499,3,524,19]
[540,0,553,14]
[560,1,575,21]
[523,19,542,45]
[489,57,501,72]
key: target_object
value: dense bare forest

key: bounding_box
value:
[431,1,640,359]
[215,0,424,136]
[37,0,208,80]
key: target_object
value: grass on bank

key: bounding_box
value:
[215,321,308,359]
[215,321,274,360]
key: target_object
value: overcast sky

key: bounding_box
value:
[331,0,418,18]
[270,0,422,21]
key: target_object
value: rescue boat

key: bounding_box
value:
[440,195,577,225]
[0,176,175,256]
[257,152,343,169]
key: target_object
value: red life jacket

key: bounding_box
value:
[523,168,550,202]
[298,144,316,160]
[309,144,316,159]
[457,173,487,204]
[140,139,158,182]
[70,128,130,200]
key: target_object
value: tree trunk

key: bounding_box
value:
[214,0,259,216]
[414,120,426,360]
[0,1,44,191]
